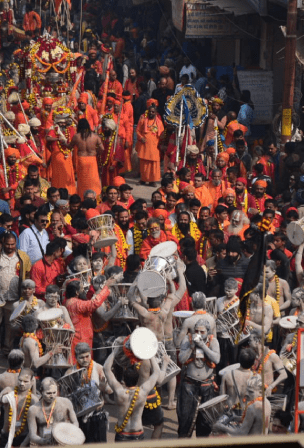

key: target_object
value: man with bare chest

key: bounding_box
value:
[28,377,78,446]
[0,368,39,447]
[246,283,273,337]
[68,118,103,200]
[266,260,291,315]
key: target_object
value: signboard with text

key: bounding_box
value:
[185,4,233,39]
[237,70,273,125]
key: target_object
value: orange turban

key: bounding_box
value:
[226,147,236,155]
[107,96,115,104]
[78,93,88,104]
[153,209,168,219]
[5,147,20,159]
[113,176,125,187]
[183,185,196,195]
[114,99,121,106]
[147,98,158,108]
[21,101,30,111]
[216,152,229,162]
[43,97,53,106]
[255,180,267,188]
[85,208,99,220]
[223,188,236,198]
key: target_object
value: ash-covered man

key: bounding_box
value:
[266,260,291,315]
[66,342,112,443]
[36,284,74,329]
[11,280,44,331]
[0,349,25,392]
[0,368,39,448]
[177,319,220,438]
[28,377,78,446]
[249,329,287,396]
[216,278,239,372]
[213,375,271,435]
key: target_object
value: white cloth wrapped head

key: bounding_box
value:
[103,118,116,131]
[28,117,41,127]
[18,124,30,136]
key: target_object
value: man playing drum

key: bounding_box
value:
[11,280,45,334]
[65,342,112,443]
[213,375,271,435]
[176,292,216,348]
[20,315,61,370]
[216,278,239,373]
[177,319,220,438]
[249,329,287,396]
[0,368,39,448]
[28,377,78,446]
[246,283,274,337]
[36,284,74,329]
[104,345,160,442]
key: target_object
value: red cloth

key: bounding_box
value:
[65,286,110,362]
[140,230,179,260]
[30,257,65,300]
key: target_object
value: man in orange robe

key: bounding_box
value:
[98,119,121,187]
[140,217,178,260]
[0,147,27,208]
[136,99,164,187]
[22,5,41,33]
[121,91,134,172]
[205,168,228,212]
[75,93,99,132]
[46,113,76,195]
[99,70,123,99]
[224,111,248,146]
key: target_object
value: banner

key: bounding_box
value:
[172,0,184,32]
[185,5,233,39]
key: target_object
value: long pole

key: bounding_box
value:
[0,111,40,157]
[100,56,112,115]
[214,117,218,158]
[261,264,266,435]
[176,97,183,166]
[281,0,297,148]
[0,131,8,188]
[79,0,82,50]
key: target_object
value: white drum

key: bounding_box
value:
[130,327,158,360]
[137,270,166,298]
[149,241,179,278]
[52,423,85,446]
[43,327,75,368]
[172,310,194,327]
[150,241,177,257]
[206,297,217,318]
[87,214,118,249]
[198,395,229,425]
[111,283,138,322]
[287,218,304,245]
[216,301,239,334]
[10,301,29,327]
[155,342,181,386]
[37,308,63,330]
[65,268,92,293]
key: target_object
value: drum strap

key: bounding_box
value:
[231,370,241,406]
[30,226,45,257]
[187,396,201,438]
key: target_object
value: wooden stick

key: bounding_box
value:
[0,130,8,188]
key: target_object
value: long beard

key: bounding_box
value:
[227,224,243,235]
[119,222,129,231]
[178,223,190,235]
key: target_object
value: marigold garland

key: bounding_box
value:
[241,396,263,422]
[252,350,275,375]
[193,310,207,315]
[115,386,140,433]
[122,335,141,370]
[20,333,43,357]
[144,387,161,410]
[77,359,93,383]
[148,307,161,313]
[254,193,267,213]
[7,369,21,374]
[6,163,20,184]
[8,387,32,437]
[115,226,128,269]
[172,221,201,242]
[56,126,71,157]
[198,236,207,257]
[235,190,248,213]
[19,296,38,313]
[133,224,143,255]
[223,297,239,312]
[101,131,116,166]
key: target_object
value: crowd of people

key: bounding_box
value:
[0,0,303,445]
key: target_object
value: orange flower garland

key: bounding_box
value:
[241,397,263,422]
[123,335,141,369]
[20,333,43,357]
[77,359,93,383]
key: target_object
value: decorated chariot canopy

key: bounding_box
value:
[14,35,78,92]
[164,84,208,129]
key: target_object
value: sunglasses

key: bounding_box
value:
[40,219,49,224]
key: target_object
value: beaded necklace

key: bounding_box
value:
[241,396,263,422]
[77,359,93,383]
[115,387,140,433]
[8,387,32,437]
[20,333,43,357]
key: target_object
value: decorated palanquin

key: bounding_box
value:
[15,36,77,96]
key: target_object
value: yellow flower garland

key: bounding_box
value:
[133,225,143,255]
[56,127,71,157]
[101,132,116,166]
[8,387,32,437]
[19,296,38,313]
[254,193,267,213]
[172,221,201,242]
[115,386,140,433]
[115,226,128,269]
[144,387,161,410]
